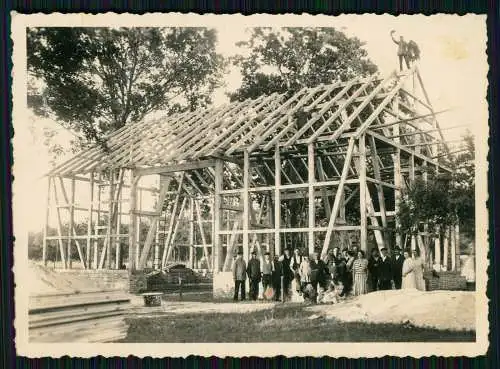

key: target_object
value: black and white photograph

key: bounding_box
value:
[11,13,488,357]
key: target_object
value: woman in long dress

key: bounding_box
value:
[402,250,417,289]
[412,249,426,291]
[352,250,369,296]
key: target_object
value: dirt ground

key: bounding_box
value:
[129,289,475,332]
[121,302,475,343]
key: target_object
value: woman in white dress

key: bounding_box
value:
[352,250,369,296]
[412,249,426,291]
[401,250,417,289]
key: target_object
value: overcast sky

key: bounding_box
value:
[13,14,488,232]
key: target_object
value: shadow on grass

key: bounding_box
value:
[120,303,475,343]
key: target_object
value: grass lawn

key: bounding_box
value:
[120,303,475,343]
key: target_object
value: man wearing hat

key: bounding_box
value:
[232,250,247,301]
[261,251,274,297]
[391,246,404,289]
[246,250,262,301]
[280,248,294,301]
[378,247,393,290]
[368,248,381,292]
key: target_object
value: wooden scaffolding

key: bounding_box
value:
[42,66,461,273]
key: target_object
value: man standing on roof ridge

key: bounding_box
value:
[391,30,411,72]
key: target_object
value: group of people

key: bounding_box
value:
[232,245,426,303]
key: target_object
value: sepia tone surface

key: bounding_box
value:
[11,12,488,357]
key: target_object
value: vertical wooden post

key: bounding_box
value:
[153,203,161,270]
[339,189,345,220]
[454,224,461,272]
[243,151,250,259]
[274,145,281,255]
[393,97,402,249]
[116,175,122,269]
[359,135,368,252]
[434,226,441,267]
[189,197,195,269]
[136,188,142,268]
[106,171,114,269]
[93,173,102,269]
[42,176,52,266]
[128,171,139,271]
[213,160,223,272]
[68,177,75,269]
[308,143,315,254]
[369,135,388,248]
[450,224,456,271]
[410,234,416,251]
[443,227,449,270]
[52,179,67,268]
[409,154,415,183]
[87,172,94,268]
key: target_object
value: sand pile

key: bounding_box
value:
[28,261,103,295]
[307,289,475,331]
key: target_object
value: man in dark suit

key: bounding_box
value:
[310,249,328,293]
[391,246,404,289]
[367,248,381,292]
[378,247,393,290]
[271,255,282,301]
[246,250,261,300]
[232,250,246,301]
[280,248,293,301]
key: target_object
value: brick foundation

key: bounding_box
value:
[128,270,148,294]
[424,271,468,291]
[55,269,129,291]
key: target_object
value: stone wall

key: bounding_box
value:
[129,270,148,294]
[424,271,468,291]
[54,269,129,291]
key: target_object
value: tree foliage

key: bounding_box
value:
[229,27,377,101]
[449,131,475,236]
[396,131,475,245]
[28,27,226,143]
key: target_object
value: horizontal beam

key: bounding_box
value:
[135,160,216,176]
[220,205,244,212]
[46,234,129,240]
[218,225,361,235]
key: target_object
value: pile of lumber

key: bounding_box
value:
[29,289,131,342]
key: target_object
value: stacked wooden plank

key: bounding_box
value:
[29,289,131,343]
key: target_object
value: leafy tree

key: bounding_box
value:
[28,27,226,144]
[396,131,475,260]
[449,131,475,239]
[229,27,377,101]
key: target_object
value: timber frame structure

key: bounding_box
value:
[42,66,462,273]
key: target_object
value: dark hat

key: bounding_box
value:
[394,246,402,251]
[264,251,270,255]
